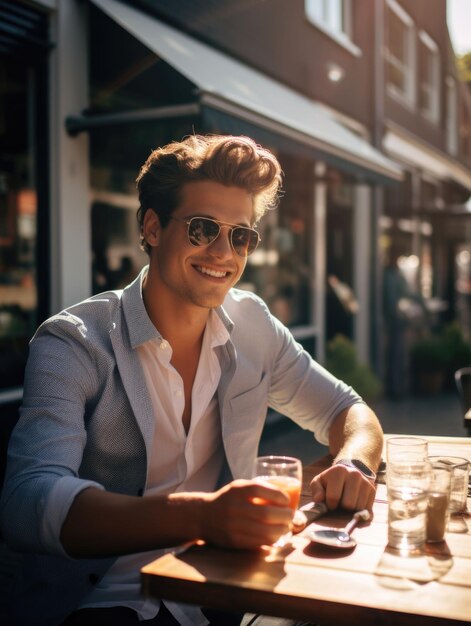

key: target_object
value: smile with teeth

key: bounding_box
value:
[195,265,229,278]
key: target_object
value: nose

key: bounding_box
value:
[207,225,235,259]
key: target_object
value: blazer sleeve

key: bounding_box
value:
[267,310,363,445]
[0,317,105,556]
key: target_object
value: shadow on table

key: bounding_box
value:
[374,544,453,590]
[447,512,469,533]
[167,542,291,590]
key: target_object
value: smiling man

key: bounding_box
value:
[0,135,383,626]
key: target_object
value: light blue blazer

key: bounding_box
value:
[0,268,361,624]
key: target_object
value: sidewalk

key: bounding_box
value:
[371,391,469,439]
[260,391,470,464]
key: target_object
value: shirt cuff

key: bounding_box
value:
[41,475,105,556]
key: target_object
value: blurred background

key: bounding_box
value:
[1,0,471,429]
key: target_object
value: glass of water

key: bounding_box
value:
[387,459,432,554]
[386,436,428,465]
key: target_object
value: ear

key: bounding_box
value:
[142,209,161,248]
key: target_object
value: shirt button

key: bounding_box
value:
[175,389,183,397]
[160,340,168,350]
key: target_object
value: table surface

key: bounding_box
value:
[141,435,471,626]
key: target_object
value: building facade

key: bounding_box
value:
[1,0,470,413]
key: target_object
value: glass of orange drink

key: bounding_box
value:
[252,455,302,547]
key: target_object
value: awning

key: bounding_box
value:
[383,128,471,191]
[90,0,402,184]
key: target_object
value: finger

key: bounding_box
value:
[245,501,293,525]
[318,466,350,510]
[339,473,363,511]
[324,474,345,510]
[352,479,377,511]
[351,487,369,512]
[366,486,376,512]
[248,482,291,507]
[310,476,326,504]
[226,517,291,549]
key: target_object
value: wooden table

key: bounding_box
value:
[141,436,471,625]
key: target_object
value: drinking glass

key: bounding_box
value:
[386,436,429,464]
[426,463,452,543]
[252,455,302,547]
[387,459,431,553]
[386,436,428,486]
[427,456,470,514]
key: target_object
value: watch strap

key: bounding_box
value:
[335,458,376,481]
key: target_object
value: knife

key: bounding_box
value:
[292,501,328,533]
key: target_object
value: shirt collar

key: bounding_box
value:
[122,265,234,349]
[207,308,230,349]
[122,266,160,349]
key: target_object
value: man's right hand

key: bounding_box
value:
[199,479,293,550]
[60,480,293,558]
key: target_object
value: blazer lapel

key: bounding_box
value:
[110,269,159,468]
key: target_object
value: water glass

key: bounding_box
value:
[252,456,302,547]
[386,436,429,488]
[427,456,470,514]
[386,436,429,464]
[426,463,452,542]
[387,460,431,553]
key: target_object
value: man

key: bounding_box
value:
[1,135,383,626]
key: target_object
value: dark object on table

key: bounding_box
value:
[455,367,471,430]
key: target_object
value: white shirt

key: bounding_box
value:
[79,310,229,624]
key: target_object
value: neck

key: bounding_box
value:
[142,267,210,347]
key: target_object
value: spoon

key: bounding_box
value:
[308,509,371,549]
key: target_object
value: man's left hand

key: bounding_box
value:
[310,464,376,511]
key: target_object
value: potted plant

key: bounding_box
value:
[441,322,471,389]
[410,334,449,395]
[326,334,382,402]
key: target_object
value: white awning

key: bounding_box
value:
[91,0,403,184]
[383,128,471,191]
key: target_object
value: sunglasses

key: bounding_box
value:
[170,216,261,257]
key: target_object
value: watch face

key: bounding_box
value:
[352,460,375,478]
[336,459,376,479]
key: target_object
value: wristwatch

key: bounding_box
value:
[334,459,376,481]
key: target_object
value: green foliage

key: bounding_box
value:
[411,322,471,381]
[442,321,471,379]
[326,334,382,402]
[410,335,449,373]
[457,52,471,84]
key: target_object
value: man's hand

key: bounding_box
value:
[201,479,293,550]
[310,464,376,511]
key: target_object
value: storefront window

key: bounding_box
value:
[0,57,42,390]
[90,119,203,293]
[89,5,202,292]
[243,206,312,328]
[240,154,313,329]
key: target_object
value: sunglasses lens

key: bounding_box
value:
[187,217,259,257]
[188,218,220,246]
[232,228,260,257]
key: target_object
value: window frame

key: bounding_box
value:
[385,0,416,109]
[304,0,361,58]
[418,30,440,124]
[446,76,458,156]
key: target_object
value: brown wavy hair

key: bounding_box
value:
[136,134,282,254]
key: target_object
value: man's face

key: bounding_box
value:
[146,180,255,311]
